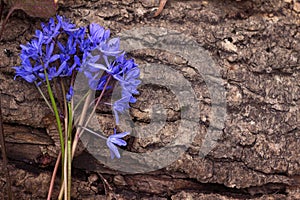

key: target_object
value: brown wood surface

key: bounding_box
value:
[0,0,300,199]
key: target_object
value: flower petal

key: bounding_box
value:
[106,140,120,159]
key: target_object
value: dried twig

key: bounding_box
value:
[154,0,168,17]
[99,173,115,200]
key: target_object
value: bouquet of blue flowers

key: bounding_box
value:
[13,15,140,199]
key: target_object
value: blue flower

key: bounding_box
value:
[89,23,110,47]
[112,95,131,124]
[86,53,137,79]
[14,66,37,83]
[66,86,74,102]
[41,17,60,44]
[14,15,139,161]
[114,54,138,75]
[43,42,60,68]
[119,67,141,95]
[15,14,140,121]
[14,15,85,84]
[111,68,140,124]
[112,59,140,123]
[84,71,109,91]
[99,37,122,57]
[84,52,140,124]
[80,126,130,159]
[57,36,77,60]
[20,30,43,59]
[57,15,77,32]
[106,129,129,159]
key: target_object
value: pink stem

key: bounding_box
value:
[47,152,61,200]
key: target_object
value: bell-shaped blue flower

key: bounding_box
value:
[106,129,129,159]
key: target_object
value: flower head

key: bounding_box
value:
[112,95,131,124]
[99,37,122,57]
[106,129,130,159]
[80,126,130,159]
[14,15,112,85]
[57,15,77,32]
[41,17,60,44]
[84,52,140,124]
[89,23,110,47]
[14,15,140,146]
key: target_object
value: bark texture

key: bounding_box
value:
[0,0,300,199]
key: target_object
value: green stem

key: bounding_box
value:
[67,102,72,200]
[60,80,68,200]
[59,91,92,200]
[44,69,64,165]
[62,75,112,197]
[67,140,71,200]
[67,103,73,143]
[63,128,67,200]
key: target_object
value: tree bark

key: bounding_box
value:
[0,0,300,199]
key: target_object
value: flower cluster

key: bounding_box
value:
[14,15,111,83]
[14,15,140,159]
[84,49,141,124]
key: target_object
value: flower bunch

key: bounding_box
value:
[13,15,140,199]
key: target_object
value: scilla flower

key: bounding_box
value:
[13,15,139,200]
[84,52,140,124]
[80,127,129,159]
[107,129,130,159]
[14,15,139,159]
[14,15,114,85]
